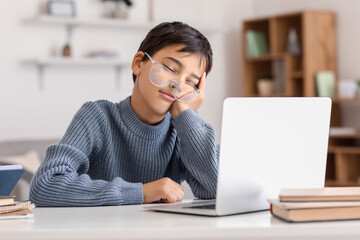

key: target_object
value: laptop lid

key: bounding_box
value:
[215,97,331,215]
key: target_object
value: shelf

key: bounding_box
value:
[328,146,360,154]
[24,57,130,89]
[245,53,289,62]
[24,57,129,67]
[25,15,154,30]
[24,15,225,33]
[291,71,303,78]
[329,132,360,139]
[325,180,360,187]
[332,98,360,104]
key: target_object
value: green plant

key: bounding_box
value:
[260,74,274,80]
[101,0,133,7]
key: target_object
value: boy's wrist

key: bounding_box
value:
[169,103,190,118]
[172,108,205,136]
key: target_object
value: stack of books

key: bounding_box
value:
[0,164,35,220]
[0,196,35,220]
[268,187,360,222]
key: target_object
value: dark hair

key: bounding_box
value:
[132,21,213,82]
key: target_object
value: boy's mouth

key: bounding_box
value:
[159,91,176,102]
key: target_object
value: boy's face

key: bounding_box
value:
[131,45,206,124]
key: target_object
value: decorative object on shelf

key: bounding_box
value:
[245,30,268,57]
[257,77,274,96]
[286,27,301,55]
[47,0,76,17]
[338,79,358,99]
[315,71,335,98]
[101,0,133,19]
[62,43,71,57]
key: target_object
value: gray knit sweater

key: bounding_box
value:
[29,96,219,207]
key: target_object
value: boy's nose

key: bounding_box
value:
[169,80,178,89]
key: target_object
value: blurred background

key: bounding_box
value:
[1,0,360,199]
[0,0,358,143]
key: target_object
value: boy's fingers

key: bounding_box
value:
[198,72,206,92]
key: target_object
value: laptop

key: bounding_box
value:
[147,97,332,216]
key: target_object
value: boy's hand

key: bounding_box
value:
[169,72,206,118]
[143,177,185,203]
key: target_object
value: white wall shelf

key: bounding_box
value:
[24,58,130,90]
[24,15,225,33]
[24,15,155,30]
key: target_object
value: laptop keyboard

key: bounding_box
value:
[183,204,216,210]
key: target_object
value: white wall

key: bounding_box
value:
[252,0,360,128]
[0,0,253,142]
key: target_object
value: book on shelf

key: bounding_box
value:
[246,30,268,57]
[272,59,285,94]
[0,164,25,196]
[279,187,360,202]
[0,196,15,206]
[268,199,360,222]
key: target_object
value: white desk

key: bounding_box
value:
[1,200,360,240]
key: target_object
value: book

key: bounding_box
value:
[0,200,34,214]
[0,209,34,220]
[0,196,15,206]
[268,199,360,222]
[279,187,360,202]
[272,59,285,94]
[246,30,268,57]
[0,165,25,195]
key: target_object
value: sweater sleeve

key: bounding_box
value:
[29,102,143,207]
[171,109,219,199]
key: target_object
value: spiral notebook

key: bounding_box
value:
[0,200,35,214]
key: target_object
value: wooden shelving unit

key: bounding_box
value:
[242,11,360,187]
[242,11,337,97]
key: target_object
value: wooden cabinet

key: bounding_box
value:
[242,11,360,187]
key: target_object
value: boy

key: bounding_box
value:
[29,22,219,206]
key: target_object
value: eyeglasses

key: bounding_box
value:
[144,52,200,103]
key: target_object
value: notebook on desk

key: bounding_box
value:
[147,97,332,216]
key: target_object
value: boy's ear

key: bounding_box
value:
[131,51,146,76]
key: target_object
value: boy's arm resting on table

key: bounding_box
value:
[29,102,143,207]
[172,109,219,199]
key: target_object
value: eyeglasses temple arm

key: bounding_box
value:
[144,52,156,64]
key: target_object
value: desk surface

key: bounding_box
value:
[1,200,360,240]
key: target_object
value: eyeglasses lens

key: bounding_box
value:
[149,64,198,102]
[149,65,172,86]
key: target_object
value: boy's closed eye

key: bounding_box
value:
[163,64,175,73]
[163,56,201,87]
